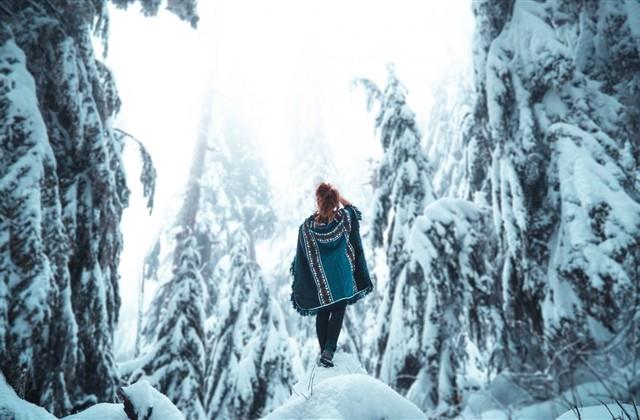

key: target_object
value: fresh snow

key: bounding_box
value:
[63,404,129,420]
[263,352,426,419]
[0,373,56,420]
[1,374,183,420]
[557,404,638,420]
[63,380,184,420]
[64,379,185,420]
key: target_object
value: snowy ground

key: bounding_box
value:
[0,373,56,419]
[0,374,183,420]
[262,352,427,419]
[460,367,639,420]
[556,404,638,420]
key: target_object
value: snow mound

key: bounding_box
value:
[0,373,56,419]
[0,375,183,420]
[556,404,638,420]
[291,351,367,396]
[63,404,128,420]
[263,352,426,419]
[64,380,183,420]
[121,380,183,420]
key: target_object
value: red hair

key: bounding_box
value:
[315,182,339,223]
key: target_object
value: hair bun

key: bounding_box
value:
[315,182,340,222]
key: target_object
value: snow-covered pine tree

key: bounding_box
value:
[139,105,290,417]
[146,105,276,317]
[423,69,477,200]
[129,233,207,419]
[204,230,294,419]
[355,64,437,379]
[134,238,160,357]
[470,0,640,395]
[196,108,277,309]
[286,97,337,217]
[142,94,217,344]
[178,93,224,313]
[0,1,195,414]
[403,198,497,416]
[218,115,277,260]
[0,25,77,415]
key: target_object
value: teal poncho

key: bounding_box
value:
[289,204,373,316]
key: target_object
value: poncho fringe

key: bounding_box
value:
[289,280,373,316]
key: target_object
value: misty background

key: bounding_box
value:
[108,0,474,357]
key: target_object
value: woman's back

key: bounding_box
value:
[289,182,374,367]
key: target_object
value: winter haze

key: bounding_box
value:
[108,0,472,363]
[1,0,639,419]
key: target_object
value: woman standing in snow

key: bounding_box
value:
[290,182,374,367]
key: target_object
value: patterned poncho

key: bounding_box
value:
[289,204,373,316]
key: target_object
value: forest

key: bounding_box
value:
[1,0,640,419]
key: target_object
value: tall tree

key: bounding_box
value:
[404,198,497,416]
[423,69,476,200]
[140,104,290,417]
[218,114,277,260]
[142,93,217,342]
[204,230,294,419]
[469,0,640,396]
[355,64,436,378]
[135,93,221,418]
[129,233,207,419]
[0,1,196,414]
[0,28,77,415]
[286,96,337,216]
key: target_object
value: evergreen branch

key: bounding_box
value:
[0,2,13,18]
[352,77,383,112]
[25,0,46,14]
[35,0,69,27]
[114,128,157,213]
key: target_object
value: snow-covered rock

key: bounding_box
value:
[64,379,184,420]
[120,380,184,420]
[63,380,184,420]
[63,404,129,420]
[0,373,183,420]
[262,352,426,419]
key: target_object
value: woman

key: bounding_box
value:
[289,182,374,368]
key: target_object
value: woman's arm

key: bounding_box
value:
[338,193,351,207]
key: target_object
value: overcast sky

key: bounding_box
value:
[103,0,475,357]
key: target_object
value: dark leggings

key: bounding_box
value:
[316,301,347,353]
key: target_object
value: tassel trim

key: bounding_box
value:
[289,282,374,316]
[345,204,362,221]
[289,257,295,276]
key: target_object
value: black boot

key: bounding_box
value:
[319,349,334,368]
